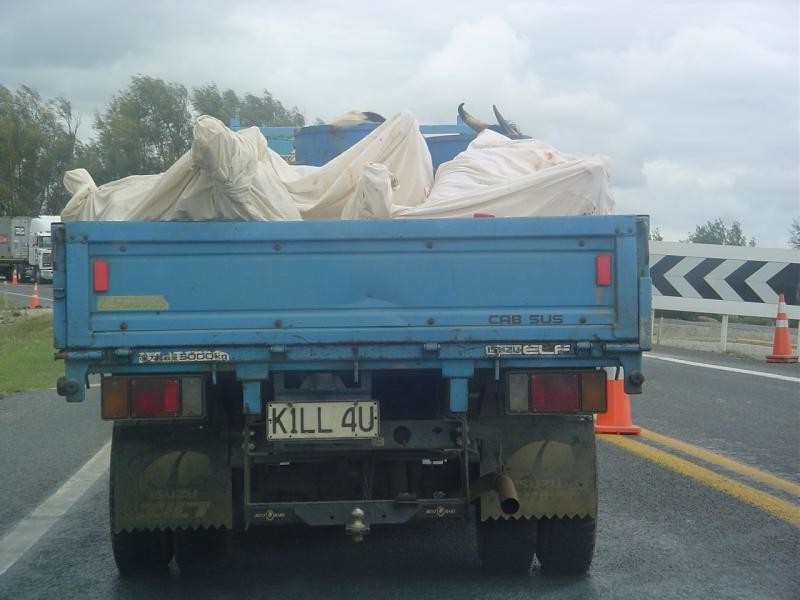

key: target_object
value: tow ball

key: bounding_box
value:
[346,507,369,542]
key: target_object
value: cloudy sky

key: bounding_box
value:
[1,0,797,246]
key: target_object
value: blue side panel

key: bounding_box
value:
[426,134,475,171]
[294,124,378,166]
[59,216,647,353]
[284,124,475,170]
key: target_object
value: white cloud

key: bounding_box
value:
[615,160,796,245]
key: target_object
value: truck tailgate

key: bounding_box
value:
[54,216,650,349]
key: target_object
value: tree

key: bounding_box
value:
[649,226,664,242]
[0,85,79,215]
[685,219,755,246]
[191,84,305,128]
[789,217,800,249]
[94,75,192,181]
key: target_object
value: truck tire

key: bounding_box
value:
[536,516,596,576]
[173,527,232,572]
[109,468,173,575]
[476,510,537,575]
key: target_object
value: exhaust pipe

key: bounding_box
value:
[494,473,520,515]
[469,472,520,515]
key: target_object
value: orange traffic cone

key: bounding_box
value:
[766,294,798,363]
[11,267,19,285]
[595,379,641,435]
[29,282,40,309]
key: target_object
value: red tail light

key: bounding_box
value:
[530,373,580,412]
[507,370,607,414]
[131,378,180,417]
[101,376,205,420]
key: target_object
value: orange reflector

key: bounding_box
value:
[101,377,129,419]
[580,371,607,413]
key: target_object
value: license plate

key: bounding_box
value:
[266,401,379,441]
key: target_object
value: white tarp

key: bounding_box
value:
[390,130,614,219]
[61,112,613,222]
[61,112,432,222]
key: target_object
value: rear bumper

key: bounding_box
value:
[248,498,467,527]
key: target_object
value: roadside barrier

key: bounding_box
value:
[29,282,40,309]
[11,267,19,285]
[595,378,641,435]
[766,294,798,363]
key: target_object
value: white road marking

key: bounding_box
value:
[2,290,53,302]
[646,354,800,383]
[0,441,110,577]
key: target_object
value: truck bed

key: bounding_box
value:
[53,215,651,399]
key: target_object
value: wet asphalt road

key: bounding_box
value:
[0,346,798,599]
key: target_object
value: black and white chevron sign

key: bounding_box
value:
[649,242,800,319]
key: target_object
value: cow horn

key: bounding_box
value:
[458,103,490,133]
[492,104,521,138]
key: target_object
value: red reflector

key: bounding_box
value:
[130,378,180,417]
[596,255,612,286]
[473,213,496,218]
[93,259,109,292]
[530,373,580,412]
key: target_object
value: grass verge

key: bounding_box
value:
[0,312,63,398]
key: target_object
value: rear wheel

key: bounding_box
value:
[536,516,596,576]
[111,529,173,576]
[109,469,173,575]
[476,508,537,575]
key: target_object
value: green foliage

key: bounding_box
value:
[0,85,79,215]
[649,226,664,241]
[789,217,800,249]
[191,83,305,127]
[93,75,193,182]
[0,313,64,398]
[685,219,755,246]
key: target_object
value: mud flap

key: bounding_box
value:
[111,425,232,533]
[476,416,597,521]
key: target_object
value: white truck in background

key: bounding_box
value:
[0,216,59,283]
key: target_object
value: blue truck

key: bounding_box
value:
[53,133,651,577]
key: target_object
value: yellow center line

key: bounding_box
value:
[639,429,800,498]
[601,435,800,528]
